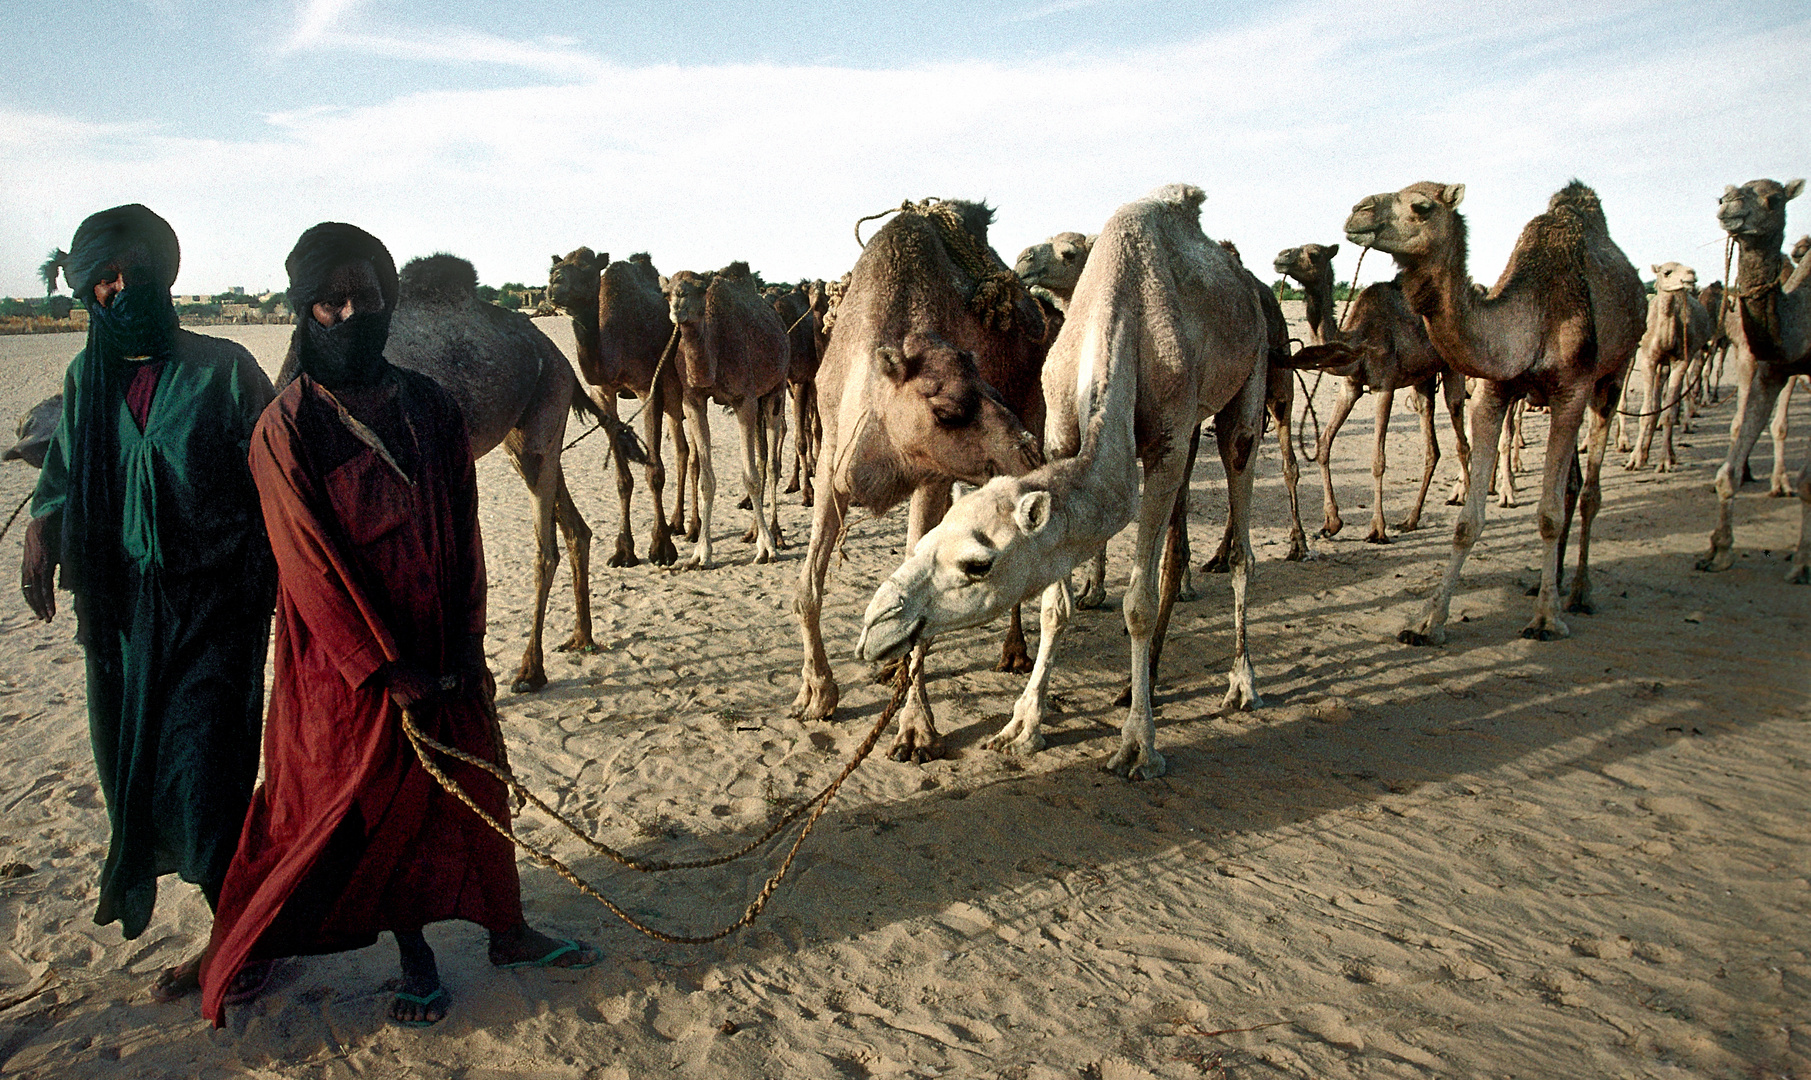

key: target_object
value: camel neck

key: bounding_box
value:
[1395,230,1499,379]
[1733,235,1787,295]
[1301,274,1337,345]
[569,305,602,380]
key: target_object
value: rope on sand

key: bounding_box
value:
[401,664,911,945]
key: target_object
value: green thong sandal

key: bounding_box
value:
[496,938,599,970]
[390,985,449,1027]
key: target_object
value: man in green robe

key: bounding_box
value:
[21,204,276,1000]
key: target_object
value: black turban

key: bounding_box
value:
[283,222,400,392]
[284,222,399,315]
[55,203,181,297]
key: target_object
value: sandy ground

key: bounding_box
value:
[0,309,1806,1080]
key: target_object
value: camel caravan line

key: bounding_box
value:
[7,176,1806,940]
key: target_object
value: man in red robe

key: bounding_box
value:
[201,223,596,1028]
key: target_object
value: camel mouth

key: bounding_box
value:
[1344,228,1377,248]
[857,615,923,665]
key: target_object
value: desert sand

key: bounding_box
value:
[0,309,1806,1079]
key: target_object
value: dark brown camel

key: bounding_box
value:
[548,248,689,566]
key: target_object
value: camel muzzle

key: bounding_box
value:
[856,579,925,664]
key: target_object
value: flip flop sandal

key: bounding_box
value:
[222,960,275,1007]
[496,938,598,970]
[150,964,200,1003]
[390,985,449,1028]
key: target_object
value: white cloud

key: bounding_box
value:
[4,2,1806,298]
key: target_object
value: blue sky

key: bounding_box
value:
[3,1,1807,298]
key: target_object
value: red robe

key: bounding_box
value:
[202,369,521,1025]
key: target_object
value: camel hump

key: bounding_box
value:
[1149,183,1207,220]
[717,260,754,284]
[1548,180,1608,234]
[400,254,479,305]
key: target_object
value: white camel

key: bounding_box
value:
[856,184,1269,780]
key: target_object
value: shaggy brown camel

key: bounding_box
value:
[1336,180,1645,643]
[1697,178,1811,582]
[1624,261,1711,472]
[856,183,1270,780]
[1277,242,1470,542]
[277,254,636,692]
[792,198,1050,763]
[665,262,790,567]
[548,248,689,566]
[766,283,822,507]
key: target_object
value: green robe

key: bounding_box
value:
[33,329,276,939]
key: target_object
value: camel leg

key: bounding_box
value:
[1790,429,1811,584]
[682,395,716,568]
[551,476,595,653]
[642,388,677,566]
[1627,350,1661,470]
[734,398,777,564]
[1769,377,1796,497]
[791,469,850,721]
[1118,426,1200,708]
[1614,363,1636,453]
[995,604,1033,673]
[1104,453,1184,782]
[1658,354,1687,472]
[600,395,639,568]
[662,392,692,540]
[1565,386,1615,614]
[992,579,1072,756]
[801,384,820,508]
[1443,370,1472,506]
[1521,389,1592,642]
[504,431,561,694]
[1400,379,1440,531]
[887,485,954,762]
[1365,387,1396,543]
[1495,400,1521,508]
[785,381,804,495]
[767,391,786,548]
[1317,377,1364,537]
[1402,382,1512,646]
[1699,353,1790,573]
[1213,390,1263,713]
[1681,346,1706,432]
[1074,547,1108,609]
[1270,376,1308,561]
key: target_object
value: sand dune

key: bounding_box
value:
[0,312,1806,1078]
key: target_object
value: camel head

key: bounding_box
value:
[1793,235,1811,263]
[870,331,1043,485]
[1013,232,1094,299]
[1718,179,1804,242]
[1344,182,1466,262]
[1651,262,1697,294]
[857,474,1055,663]
[548,247,605,316]
[1273,243,1338,286]
[664,269,712,327]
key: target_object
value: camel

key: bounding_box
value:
[856,183,1270,781]
[1277,242,1471,543]
[1014,232,1095,310]
[766,283,823,506]
[1624,262,1711,472]
[548,248,690,566]
[664,262,790,567]
[278,253,639,692]
[4,394,62,468]
[1332,180,1645,644]
[792,198,1051,763]
[1697,178,1811,582]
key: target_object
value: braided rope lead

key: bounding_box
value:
[400,664,911,945]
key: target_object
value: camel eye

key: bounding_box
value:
[1411,200,1435,215]
[958,556,993,579]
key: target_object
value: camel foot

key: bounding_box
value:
[1564,596,1596,615]
[754,548,775,565]
[1769,481,1793,498]
[736,494,752,511]
[1394,516,1421,532]
[789,677,838,722]
[1283,539,1308,562]
[801,491,814,508]
[994,648,1033,675]
[511,670,548,694]
[1623,453,1642,471]
[1519,613,1571,641]
[784,478,800,494]
[739,525,756,544]
[1655,460,1675,474]
[1074,580,1106,610]
[887,728,945,764]
[1786,563,1810,585]
[1740,464,1755,485]
[555,634,599,654]
[1694,547,1735,573]
[1104,741,1166,781]
[1398,626,1446,647]
[1364,527,1392,545]
[1177,566,1201,600]
[607,548,640,569]
[1114,681,1132,708]
[985,730,1045,756]
[1201,553,1231,575]
[685,523,701,543]
[1319,518,1344,539]
[647,535,678,566]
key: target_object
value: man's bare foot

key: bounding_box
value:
[223,959,275,1006]
[488,923,599,969]
[150,954,202,1002]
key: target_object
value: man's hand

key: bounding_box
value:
[382,663,439,711]
[21,515,57,622]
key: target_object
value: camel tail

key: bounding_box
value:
[569,386,649,465]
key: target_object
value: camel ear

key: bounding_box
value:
[1014,490,1052,535]
[1326,243,1339,259]
[551,254,561,266]
[658,275,670,293]
[951,480,976,503]
[1440,184,1465,208]
[1725,184,1739,199]
[1785,179,1806,201]
[1652,264,1663,276]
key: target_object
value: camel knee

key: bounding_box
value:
[1537,511,1563,543]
